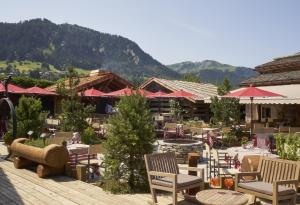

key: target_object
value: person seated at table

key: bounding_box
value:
[105,103,113,114]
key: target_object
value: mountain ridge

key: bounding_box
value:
[0,18,180,81]
[167,60,258,86]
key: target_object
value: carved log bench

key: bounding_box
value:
[10,138,69,178]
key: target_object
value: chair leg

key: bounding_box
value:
[150,188,157,204]
[291,195,297,205]
[172,191,177,205]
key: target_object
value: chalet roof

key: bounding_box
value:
[240,70,300,86]
[46,71,132,92]
[255,52,300,74]
[140,77,218,102]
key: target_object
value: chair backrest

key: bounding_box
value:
[258,157,300,183]
[279,126,290,133]
[289,127,300,134]
[45,119,60,126]
[55,132,73,140]
[211,148,220,165]
[190,127,203,135]
[222,127,231,134]
[164,123,177,130]
[48,136,66,145]
[254,123,265,129]
[144,152,179,174]
[88,144,103,155]
[241,155,261,172]
[253,127,274,134]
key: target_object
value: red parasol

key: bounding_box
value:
[146,91,167,98]
[26,86,57,96]
[0,83,27,94]
[79,88,105,97]
[223,85,283,137]
[164,90,195,98]
[223,86,283,98]
[105,88,152,97]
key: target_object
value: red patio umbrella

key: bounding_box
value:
[164,90,195,98]
[105,88,152,97]
[0,83,27,94]
[223,85,283,137]
[26,86,57,96]
[79,88,105,97]
[146,91,167,98]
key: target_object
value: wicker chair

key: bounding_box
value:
[144,152,204,205]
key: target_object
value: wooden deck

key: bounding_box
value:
[0,159,195,205]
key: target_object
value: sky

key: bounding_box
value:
[1,0,300,68]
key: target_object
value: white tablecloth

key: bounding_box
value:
[226,146,278,162]
[67,143,89,155]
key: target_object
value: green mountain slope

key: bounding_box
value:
[0,18,180,81]
[168,60,258,86]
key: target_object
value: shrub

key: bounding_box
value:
[222,134,238,147]
[16,96,48,139]
[81,127,101,145]
[275,133,300,161]
[103,93,155,193]
[24,138,49,148]
[3,129,14,145]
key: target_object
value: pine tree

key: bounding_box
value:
[103,93,155,193]
[16,96,48,138]
[217,77,232,95]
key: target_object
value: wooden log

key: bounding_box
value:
[36,164,65,178]
[13,157,36,169]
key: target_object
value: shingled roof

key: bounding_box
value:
[255,52,300,74]
[140,77,218,102]
[240,70,300,86]
[46,70,132,92]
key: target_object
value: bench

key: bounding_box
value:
[235,157,300,205]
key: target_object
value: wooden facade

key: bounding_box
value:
[140,78,217,122]
[47,70,132,114]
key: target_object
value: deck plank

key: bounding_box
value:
[0,159,194,205]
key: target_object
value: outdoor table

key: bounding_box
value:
[67,143,89,155]
[226,146,277,162]
[196,189,248,205]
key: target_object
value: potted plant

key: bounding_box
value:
[241,137,248,149]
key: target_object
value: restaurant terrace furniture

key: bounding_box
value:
[196,189,248,205]
[241,155,261,180]
[144,152,204,205]
[211,148,239,178]
[11,138,69,178]
[235,157,300,205]
[77,144,102,182]
[163,123,178,139]
[289,127,300,134]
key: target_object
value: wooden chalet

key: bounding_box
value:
[47,70,132,114]
[140,78,218,121]
[238,52,300,126]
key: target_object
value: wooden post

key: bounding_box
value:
[187,153,200,195]
[76,165,87,181]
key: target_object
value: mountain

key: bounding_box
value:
[168,60,258,87]
[0,18,180,81]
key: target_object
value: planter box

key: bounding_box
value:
[10,138,69,178]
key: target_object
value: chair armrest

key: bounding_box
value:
[179,167,204,180]
[148,171,176,179]
[273,179,299,188]
[273,179,299,194]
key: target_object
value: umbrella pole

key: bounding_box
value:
[250,97,253,139]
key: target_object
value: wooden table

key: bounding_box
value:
[196,189,248,205]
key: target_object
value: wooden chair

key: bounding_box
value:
[144,152,204,205]
[77,144,102,181]
[164,123,177,139]
[211,148,239,178]
[235,157,300,205]
[289,127,300,134]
